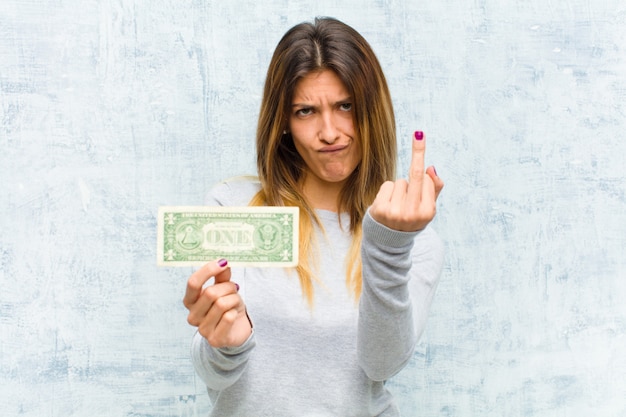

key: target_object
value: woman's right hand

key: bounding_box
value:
[183,259,252,348]
[369,131,443,232]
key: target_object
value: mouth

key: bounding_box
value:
[319,144,348,153]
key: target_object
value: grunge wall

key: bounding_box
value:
[1,1,624,415]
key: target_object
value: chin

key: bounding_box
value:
[323,173,352,184]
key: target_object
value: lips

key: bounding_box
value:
[318,144,348,153]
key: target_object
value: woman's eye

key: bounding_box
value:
[339,103,352,111]
[295,108,313,116]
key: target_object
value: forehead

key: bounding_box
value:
[292,70,350,100]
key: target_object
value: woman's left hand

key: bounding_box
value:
[369,131,444,232]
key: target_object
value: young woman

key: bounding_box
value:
[183,17,444,416]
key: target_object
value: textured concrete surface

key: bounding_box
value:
[1,1,625,416]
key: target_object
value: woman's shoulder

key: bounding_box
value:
[204,176,261,206]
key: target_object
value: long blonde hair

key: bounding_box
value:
[251,17,397,306]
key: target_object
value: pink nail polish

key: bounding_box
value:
[218,258,228,267]
[234,283,240,291]
[433,166,438,176]
[414,131,424,140]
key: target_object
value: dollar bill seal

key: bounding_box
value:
[157,206,299,267]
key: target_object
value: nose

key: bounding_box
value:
[319,113,340,144]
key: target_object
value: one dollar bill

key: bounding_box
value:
[157,206,299,267]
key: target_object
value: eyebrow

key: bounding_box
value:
[291,96,352,107]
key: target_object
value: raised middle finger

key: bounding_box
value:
[406,131,426,209]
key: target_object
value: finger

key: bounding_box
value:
[214,259,232,285]
[374,180,395,204]
[421,172,437,205]
[187,280,239,326]
[198,293,241,342]
[211,296,246,332]
[211,307,246,347]
[183,259,229,307]
[390,179,409,206]
[426,166,444,200]
[406,131,426,207]
[369,181,394,224]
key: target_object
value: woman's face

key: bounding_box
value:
[288,69,361,190]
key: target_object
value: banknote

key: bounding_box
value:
[157,206,299,267]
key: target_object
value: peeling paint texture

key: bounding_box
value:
[1,1,625,416]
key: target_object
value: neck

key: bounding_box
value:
[300,175,344,212]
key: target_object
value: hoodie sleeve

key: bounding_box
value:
[357,210,444,381]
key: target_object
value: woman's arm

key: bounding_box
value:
[186,179,259,390]
[357,213,444,381]
[359,132,445,380]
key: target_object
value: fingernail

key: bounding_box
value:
[414,131,424,140]
[218,258,228,267]
[433,166,438,176]
[234,283,240,291]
